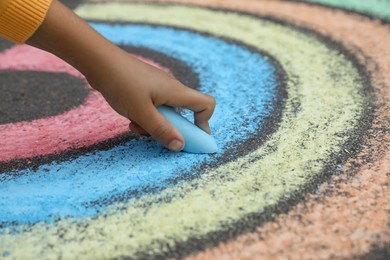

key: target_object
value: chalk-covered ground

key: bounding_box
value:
[0,0,389,259]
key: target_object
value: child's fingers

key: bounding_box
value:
[129,121,149,136]
[135,104,185,152]
[165,85,216,134]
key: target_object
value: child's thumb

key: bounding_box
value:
[136,105,184,152]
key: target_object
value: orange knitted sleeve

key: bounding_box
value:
[0,0,52,43]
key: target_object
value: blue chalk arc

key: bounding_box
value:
[0,23,280,227]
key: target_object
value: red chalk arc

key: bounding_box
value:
[0,45,168,162]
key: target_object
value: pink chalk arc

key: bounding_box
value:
[0,44,170,163]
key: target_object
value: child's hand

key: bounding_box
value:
[87,51,215,151]
[27,0,215,151]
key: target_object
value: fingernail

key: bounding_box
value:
[205,125,211,135]
[168,139,184,152]
[199,123,211,134]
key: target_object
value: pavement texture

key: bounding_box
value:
[0,0,389,259]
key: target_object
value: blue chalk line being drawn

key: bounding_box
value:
[0,24,278,227]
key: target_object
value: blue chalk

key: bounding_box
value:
[157,105,218,153]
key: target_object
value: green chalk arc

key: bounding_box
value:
[302,0,390,22]
[0,3,372,259]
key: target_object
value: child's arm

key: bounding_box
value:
[0,0,216,152]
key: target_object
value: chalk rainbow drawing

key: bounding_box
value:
[0,0,388,259]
